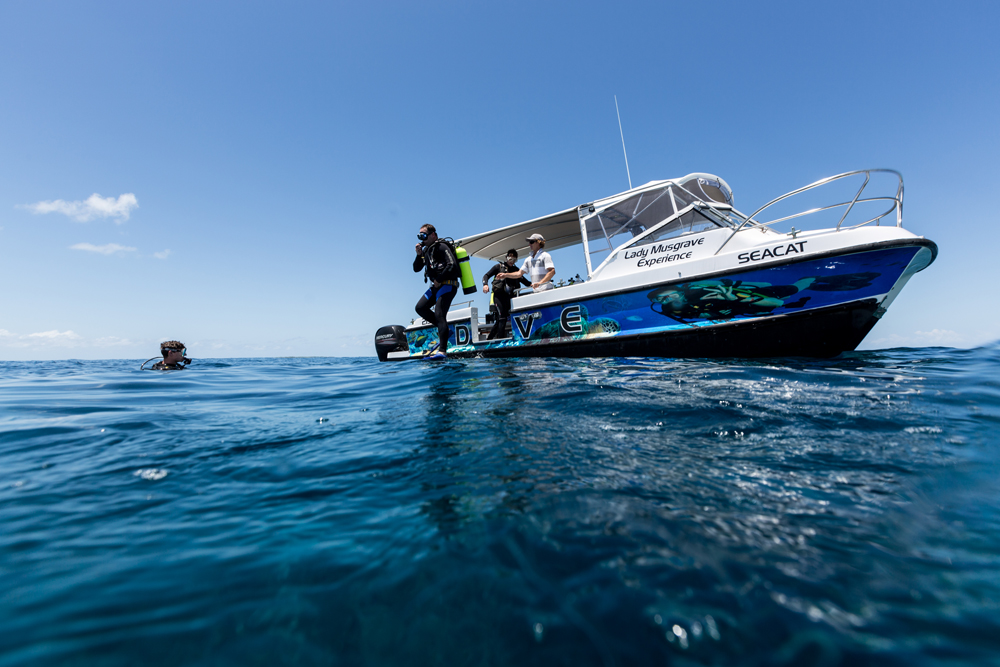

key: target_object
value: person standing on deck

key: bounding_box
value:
[413,224,459,360]
[500,233,555,292]
[481,248,530,340]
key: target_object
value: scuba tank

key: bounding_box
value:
[454,245,477,295]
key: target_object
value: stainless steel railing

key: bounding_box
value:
[714,169,904,256]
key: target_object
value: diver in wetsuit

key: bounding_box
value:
[413,224,460,360]
[481,249,530,340]
[148,340,191,370]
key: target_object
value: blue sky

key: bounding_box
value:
[1,1,998,360]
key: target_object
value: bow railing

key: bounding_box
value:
[715,169,904,256]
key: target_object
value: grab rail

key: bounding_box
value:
[714,169,904,256]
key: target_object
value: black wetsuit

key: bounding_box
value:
[151,361,186,370]
[481,261,530,340]
[413,240,460,353]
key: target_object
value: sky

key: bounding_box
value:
[1,0,998,360]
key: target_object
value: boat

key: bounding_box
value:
[374,169,936,361]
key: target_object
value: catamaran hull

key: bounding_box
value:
[378,240,936,361]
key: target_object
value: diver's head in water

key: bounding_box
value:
[160,340,189,366]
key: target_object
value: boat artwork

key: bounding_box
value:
[375,170,936,360]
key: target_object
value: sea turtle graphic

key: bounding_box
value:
[588,318,620,335]
[532,305,621,341]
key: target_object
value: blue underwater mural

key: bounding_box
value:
[405,320,476,356]
[404,246,921,356]
[501,246,917,348]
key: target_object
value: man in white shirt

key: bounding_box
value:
[500,233,555,292]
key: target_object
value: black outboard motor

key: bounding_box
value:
[374,325,409,362]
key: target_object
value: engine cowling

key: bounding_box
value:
[374,325,408,362]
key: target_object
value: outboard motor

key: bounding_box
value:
[374,325,409,362]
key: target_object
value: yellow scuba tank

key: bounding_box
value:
[455,245,476,295]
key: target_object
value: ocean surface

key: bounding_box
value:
[1,346,999,666]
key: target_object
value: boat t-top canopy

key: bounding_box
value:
[456,174,734,262]
[456,206,582,261]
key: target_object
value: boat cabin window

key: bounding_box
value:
[626,208,726,248]
[582,185,676,256]
[580,177,737,275]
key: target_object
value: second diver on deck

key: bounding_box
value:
[482,248,530,340]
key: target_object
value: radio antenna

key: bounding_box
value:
[614,95,632,190]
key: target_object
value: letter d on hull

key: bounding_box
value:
[454,324,471,346]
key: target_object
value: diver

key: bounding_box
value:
[141,341,192,370]
[481,248,530,340]
[413,224,460,360]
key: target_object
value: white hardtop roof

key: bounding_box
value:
[456,174,731,260]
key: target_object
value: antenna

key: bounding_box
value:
[615,95,632,190]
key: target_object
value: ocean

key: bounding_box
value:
[1,346,998,666]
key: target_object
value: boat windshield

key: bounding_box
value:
[581,185,676,258]
[625,207,730,249]
[580,178,737,273]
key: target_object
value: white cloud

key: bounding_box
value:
[71,242,137,255]
[28,330,81,340]
[24,193,138,223]
[0,329,148,355]
[866,328,968,349]
[913,329,966,345]
[0,330,84,349]
[154,249,171,259]
[0,328,189,362]
[94,336,135,347]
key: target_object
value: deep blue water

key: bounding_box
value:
[1,347,999,666]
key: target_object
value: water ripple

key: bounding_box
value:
[1,347,999,665]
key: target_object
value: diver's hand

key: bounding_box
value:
[702,285,738,301]
[482,284,489,294]
[415,243,422,255]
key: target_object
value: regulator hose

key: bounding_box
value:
[140,357,193,370]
